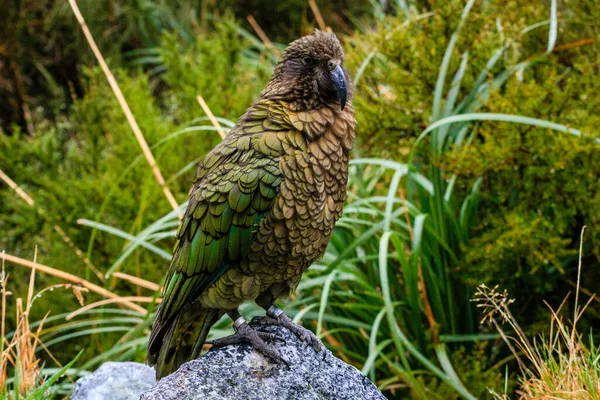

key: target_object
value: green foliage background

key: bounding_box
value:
[1,0,599,398]
[347,0,600,323]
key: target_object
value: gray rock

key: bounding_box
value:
[140,324,385,400]
[71,361,156,400]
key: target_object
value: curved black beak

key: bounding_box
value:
[330,65,347,111]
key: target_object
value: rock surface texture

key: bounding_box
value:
[71,361,156,400]
[148,326,385,400]
[143,324,385,400]
[72,324,385,400]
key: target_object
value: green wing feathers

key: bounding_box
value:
[148,101,290,376]
[158,154,282,320]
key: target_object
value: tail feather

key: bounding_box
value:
[148,304,222,379]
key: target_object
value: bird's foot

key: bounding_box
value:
[207,318,289,366]
[251,306,324,354]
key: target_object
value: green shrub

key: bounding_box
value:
[346,0,600,310]
[158,21,272,124]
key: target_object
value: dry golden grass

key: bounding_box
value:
[0,249,61,396]
[0,247,161,397]
[478,228,600,400]
[0,252,146,314]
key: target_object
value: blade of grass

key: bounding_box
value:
[380,232,477,400]
[66,296,161,321]
[435,344,471,395]
[112,272,160,291]
[77,219,171,261]
[354,49,377,87]
[316,270,338,336]
[379,232,426,398]
[25,351,82,399]
[547,0,557,53]
[41,327,131,349]
[26,248,37,314]
[415,113,592,151]
[362,308,387,376]
[308,0,328,31]
[196,95,227,139]
[246,15,279,58]
[437,51,469,152]
[431,0,477,122]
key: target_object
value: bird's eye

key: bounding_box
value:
[302,56,314,66]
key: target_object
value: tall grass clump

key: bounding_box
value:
[0,248,166,396]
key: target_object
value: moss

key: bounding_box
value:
[345,1,505,158]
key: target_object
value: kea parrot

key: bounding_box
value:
[147,30,356,379]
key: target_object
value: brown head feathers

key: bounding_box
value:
[261,30,352,112]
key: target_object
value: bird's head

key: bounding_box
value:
[262,30,352,112]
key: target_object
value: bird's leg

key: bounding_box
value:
[252,304,324,353]
[206,309,288,366]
